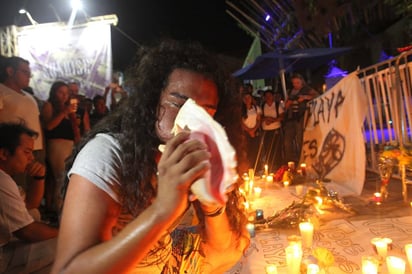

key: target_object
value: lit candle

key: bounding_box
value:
[386,256,406,274]
[404,244,412,271]
[283,181,290,187]
[374,238,388,259]
[295,185,303,196]
[307,263,320,274]
[244,179,249,193]
[249,180,254,194]
[264,164,268,176]
[254,187,262,198]
[373,192,382,205]
[265,264,278,274]
[244,201,250,212]
[287,235,302,249]
[299,222,314,249]
[266,175,274,183]
[300,163,307,176]
[361,256,378,274]
[246,223,255,238]
[285,245,302,274]
[248,168,254,181]
[315,196,323,206]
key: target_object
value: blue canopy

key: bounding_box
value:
[233,47,352,80]
[233,47,352,98]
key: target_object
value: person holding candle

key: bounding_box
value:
[51,40,250,273]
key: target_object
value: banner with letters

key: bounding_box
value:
[17,22,112,100]
[300,72,368,195]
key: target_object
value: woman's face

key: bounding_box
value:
[55,86,70,104]
[156,68,219,142]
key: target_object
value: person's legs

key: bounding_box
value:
[283,121,297,163]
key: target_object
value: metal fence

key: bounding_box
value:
[357,49,412,175]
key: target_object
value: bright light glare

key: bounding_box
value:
[71,0,83,10]
[265,14,271,21]
[19,9,27,14]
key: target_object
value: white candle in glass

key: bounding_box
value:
[307,263,320,274]
[266,175,274,183]
[254,187,262,198]
[404,244,412,272]
[265,264,278,274]
[375,239,388,259]
[299,222,314,249]
[283,181,290,187]
[386,256,406,274]
[246,223,255,238]
[285,245,302,274]
[361,256,378,274]
[295,185,303,196]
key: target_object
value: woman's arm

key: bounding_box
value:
[41,102,71,131]
[52,132,211,274]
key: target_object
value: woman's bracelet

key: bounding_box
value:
[32,175,46,180]
[204,206,225,217]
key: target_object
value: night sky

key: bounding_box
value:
[0,0,253,71]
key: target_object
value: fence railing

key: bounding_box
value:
[357,49,412,174]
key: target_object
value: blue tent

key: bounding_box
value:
[233,47,352,98]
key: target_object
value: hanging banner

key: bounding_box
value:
[301,72,368,195]
[17,22,112,100]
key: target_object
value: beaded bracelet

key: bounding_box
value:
[204,206,225,217]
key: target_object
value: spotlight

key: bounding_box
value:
[71,0,83,10]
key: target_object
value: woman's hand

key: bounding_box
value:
[154,131,211,220]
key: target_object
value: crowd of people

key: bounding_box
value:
[0,38,321,273]
[240,73,320,174]
[0,40,251,273]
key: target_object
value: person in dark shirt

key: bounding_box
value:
[89,94,109,128]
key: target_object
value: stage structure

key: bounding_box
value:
[0,14,118,100]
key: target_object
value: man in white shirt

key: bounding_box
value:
[0,122,58,273]
[261,89,284,172]
[0,56,45,209]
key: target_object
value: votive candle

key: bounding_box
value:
[307,263,320,274]
[254,187,262,198]
[404,244,412,271]
[265,264,278,274]
[246,223,255,238]
[285,245,302,274]
[375,239,388,259]
[362,256,378,274]
[373,192,382,205]
[300,163,307,176]
[386,256,406,274]
[266,175,274,183]
[299,222,314,249]
[283,181,290,187]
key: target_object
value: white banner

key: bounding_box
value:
[17,22,112,100]
[301,73,368,195]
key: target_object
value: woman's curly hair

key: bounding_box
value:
[64,39,249,246]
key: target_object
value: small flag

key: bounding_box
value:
[243,35,265,93]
